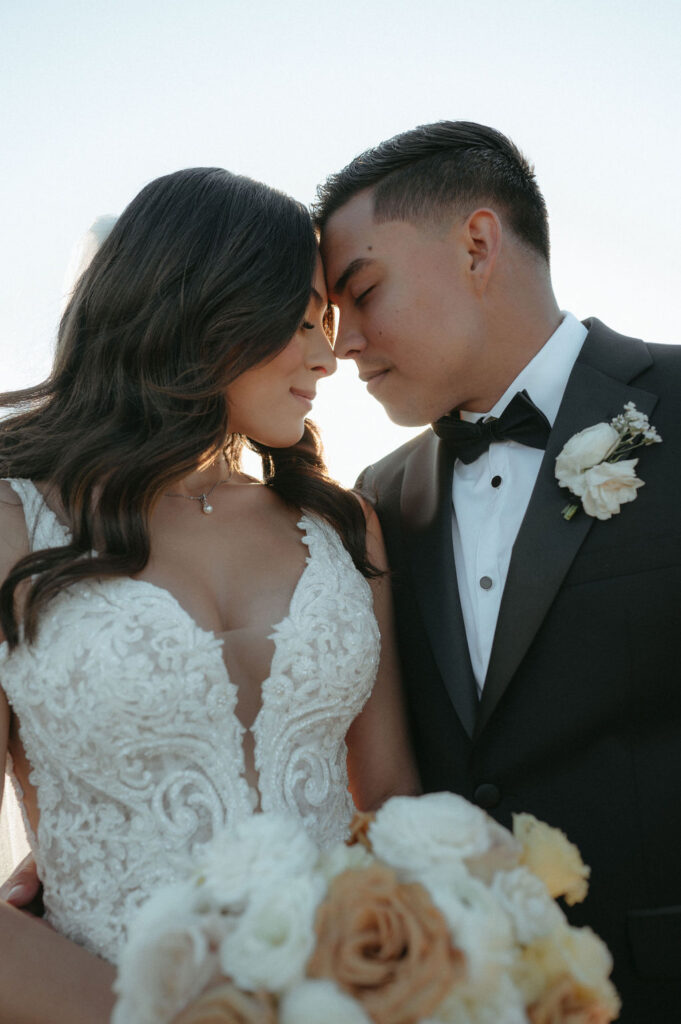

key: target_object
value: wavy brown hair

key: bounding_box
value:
[0,168,376,648]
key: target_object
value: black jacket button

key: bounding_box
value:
[473,783,501,809]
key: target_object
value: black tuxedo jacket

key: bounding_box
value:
[358,320,681,1022]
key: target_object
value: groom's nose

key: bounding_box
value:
[334,317,366,361]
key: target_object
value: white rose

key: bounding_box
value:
[580,459,644,519]
[317,840,375,882]
[491,868,565,945]
[198,812,318,911]
[219,874,325,994]
[280,980,372,1024]
[423,864,515,986]
[555,422,619,493]
[113,881,218,1024]
[369,792,515,882]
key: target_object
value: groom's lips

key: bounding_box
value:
[360,369,389,394]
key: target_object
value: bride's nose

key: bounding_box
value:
[306,328,337,378]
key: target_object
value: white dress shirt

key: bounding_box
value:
[451,312,588,693]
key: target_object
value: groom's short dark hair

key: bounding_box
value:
[314,121,550,262]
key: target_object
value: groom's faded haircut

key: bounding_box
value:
[314,121,550,262]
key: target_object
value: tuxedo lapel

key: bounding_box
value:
[476,320,657,738]
[400,432,479,737]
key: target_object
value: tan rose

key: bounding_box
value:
[513,814,590,906]
[347,810,376,850]
[171,981,277,1024]
[528,975,616,1024]
[307,864,465,1024]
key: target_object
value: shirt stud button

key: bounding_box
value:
[491,475,502,488]
[480,576,493,590]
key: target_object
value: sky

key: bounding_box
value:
[1,0,680,486]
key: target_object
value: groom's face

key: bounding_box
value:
[321,189,485,426]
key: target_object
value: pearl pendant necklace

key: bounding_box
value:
[196,490,216,515]
[165,473,228,514]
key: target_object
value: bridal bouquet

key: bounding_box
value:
[113,794,619,1024]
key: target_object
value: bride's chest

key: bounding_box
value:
[6,522,379,746]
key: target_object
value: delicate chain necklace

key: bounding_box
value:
[165,470,230,515]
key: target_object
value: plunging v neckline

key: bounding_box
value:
[7,477,318,810]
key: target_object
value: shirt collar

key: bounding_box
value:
[460,312,587,427]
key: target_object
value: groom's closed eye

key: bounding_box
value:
[353,285,376,307]
[331,257,377,298]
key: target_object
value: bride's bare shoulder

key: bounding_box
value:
[0,481,29,580]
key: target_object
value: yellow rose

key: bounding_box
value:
[513,814,590,905]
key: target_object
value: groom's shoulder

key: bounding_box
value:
[583,317,681,381]
[355,428,433,491]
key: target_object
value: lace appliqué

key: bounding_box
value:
[0,480,379,963]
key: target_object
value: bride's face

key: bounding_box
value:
[226,259,336,447]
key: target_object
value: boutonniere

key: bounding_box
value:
[556,402,662,521]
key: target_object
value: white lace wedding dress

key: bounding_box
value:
[0,479,380,963]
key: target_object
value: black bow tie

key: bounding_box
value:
[432,390,551,464]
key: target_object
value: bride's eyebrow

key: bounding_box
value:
[332,258,375,298]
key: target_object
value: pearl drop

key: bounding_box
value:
[202,504,214,515]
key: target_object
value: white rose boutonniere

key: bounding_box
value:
[556,402,661,520]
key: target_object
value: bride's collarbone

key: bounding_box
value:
[140,511,310,639]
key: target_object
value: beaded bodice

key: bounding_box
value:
[0,479,379,963]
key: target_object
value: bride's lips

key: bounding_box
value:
[290,388,315,410]
[361,369,389,394]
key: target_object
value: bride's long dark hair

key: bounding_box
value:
[0,167,376,648]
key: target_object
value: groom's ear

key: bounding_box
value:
[460,208,502,293]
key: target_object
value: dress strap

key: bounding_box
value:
[3,479,71,551]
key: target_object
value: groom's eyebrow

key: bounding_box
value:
[332,258,375,297]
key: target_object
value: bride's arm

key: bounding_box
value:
[0,498,116,1023]
[0,690,116,1023]
[346,503,422,811]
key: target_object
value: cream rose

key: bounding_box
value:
[555,423,619,492]
[579,459,644,519]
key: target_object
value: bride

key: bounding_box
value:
[0,168,418,1022]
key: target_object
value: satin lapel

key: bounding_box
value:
[400,431,479,737]
[476,321,657,739]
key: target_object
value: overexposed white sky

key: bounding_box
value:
[2,0,679,485]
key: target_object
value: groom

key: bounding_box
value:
[316,121,681,1022]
